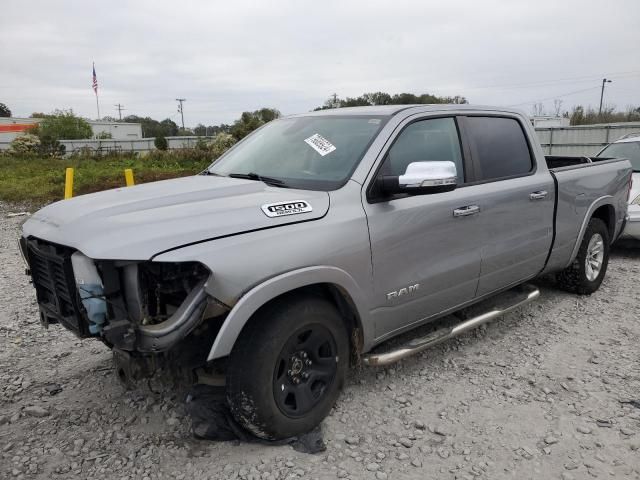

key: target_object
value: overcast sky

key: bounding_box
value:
[2,0,639,126]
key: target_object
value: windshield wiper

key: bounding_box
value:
[228,172,287,186]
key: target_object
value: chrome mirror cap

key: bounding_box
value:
[399,161,457,188]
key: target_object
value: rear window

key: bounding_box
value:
[465,117,533,181]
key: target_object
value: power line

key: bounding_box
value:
[507,86,602,107]
[114,103,125,120]
[466,70,640,91]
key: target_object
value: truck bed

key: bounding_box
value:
[542,155,631,275]
[544,155,620,170]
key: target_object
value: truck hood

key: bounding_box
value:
[22,175,330,260]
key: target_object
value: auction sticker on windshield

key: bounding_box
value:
[304,133,336,156]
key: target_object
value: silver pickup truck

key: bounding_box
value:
[20,105,632,440]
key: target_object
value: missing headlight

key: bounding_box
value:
[123,261,210,326]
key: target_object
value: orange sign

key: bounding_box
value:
[0,124,37,133]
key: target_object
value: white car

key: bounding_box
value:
[597,134,640,241]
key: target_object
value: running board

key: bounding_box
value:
[362,284,540,367]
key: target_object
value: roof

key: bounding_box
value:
[292,104,527,118]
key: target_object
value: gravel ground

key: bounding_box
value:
[1,203,639,480]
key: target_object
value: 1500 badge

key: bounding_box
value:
[261,200,313,218]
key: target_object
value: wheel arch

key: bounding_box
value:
[207,266,369,362]
[567,196,615,267]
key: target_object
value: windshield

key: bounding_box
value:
[208,115,387,190]
[597,141,640,171]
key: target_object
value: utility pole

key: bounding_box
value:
[114,103,125,120]
[176,98,186,129]
[598,78,612,116]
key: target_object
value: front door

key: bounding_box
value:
[363,116,484,340]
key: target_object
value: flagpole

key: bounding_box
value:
[93,62,100,120]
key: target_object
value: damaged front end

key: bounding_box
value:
[22,237,229,384]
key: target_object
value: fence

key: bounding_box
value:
[3,124,640,158]
[0,136,214,154]
[534,123,640,156]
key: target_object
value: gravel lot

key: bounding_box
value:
[1,202,639,480]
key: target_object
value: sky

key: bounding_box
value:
[1,0,639,127]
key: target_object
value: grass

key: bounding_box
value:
[0,150,215,206]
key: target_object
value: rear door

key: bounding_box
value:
[460,115,555,296]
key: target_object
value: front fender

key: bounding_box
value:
[207,265,370,361]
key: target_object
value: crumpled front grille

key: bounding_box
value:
[24,238,91,337]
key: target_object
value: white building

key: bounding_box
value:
[0,117,142,149]
[89,121,142,139]
[531,116,570,128]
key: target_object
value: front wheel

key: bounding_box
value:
[557,217,610,295]
[226,295,348,440]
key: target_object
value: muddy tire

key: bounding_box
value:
[557,218,610,295]
[226,295,349,440]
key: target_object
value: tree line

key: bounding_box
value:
[314,91,468,110]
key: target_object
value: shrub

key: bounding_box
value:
[209,133,236,159]
[195,137,209,151]
[35,109,93,140]
[38,135,66,157]
[154,135,168,151]
[9,134,40,154]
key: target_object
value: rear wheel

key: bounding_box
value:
[226,295,348,440]
[557,218,610,295]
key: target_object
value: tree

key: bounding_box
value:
[33,109,93,140]
[193,123,207,136]
[0,102,11,117]
[230,108,281,140]
[177,127,194,136]
[123,115,179,138]
[313,91,468,111]
[154,135,168,150]
[568,104,640,126]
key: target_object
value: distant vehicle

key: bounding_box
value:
[20,105,633,440]
[596,133,640,242]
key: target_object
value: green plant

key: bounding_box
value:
[9,133,40,154]
[195,137,210,151]
[96,131,113,139]
[34,109,93,140]
[39,135,66,157]
[154,136,168,151]
[230,108,281,140]
[0,102,11,117]
[209,132,236,159]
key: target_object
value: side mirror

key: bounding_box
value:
[378,161,458,196]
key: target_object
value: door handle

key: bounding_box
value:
[453,205,480,217]
[529,190,548,200]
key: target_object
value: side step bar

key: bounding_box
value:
[362,284,540,367]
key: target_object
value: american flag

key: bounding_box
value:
[92,63,98,94]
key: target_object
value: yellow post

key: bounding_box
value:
[124,168,135,187]
[64,168,74,199]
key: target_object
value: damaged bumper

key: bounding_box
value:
[22,236,218,354]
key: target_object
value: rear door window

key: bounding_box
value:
[465,117,533,181]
